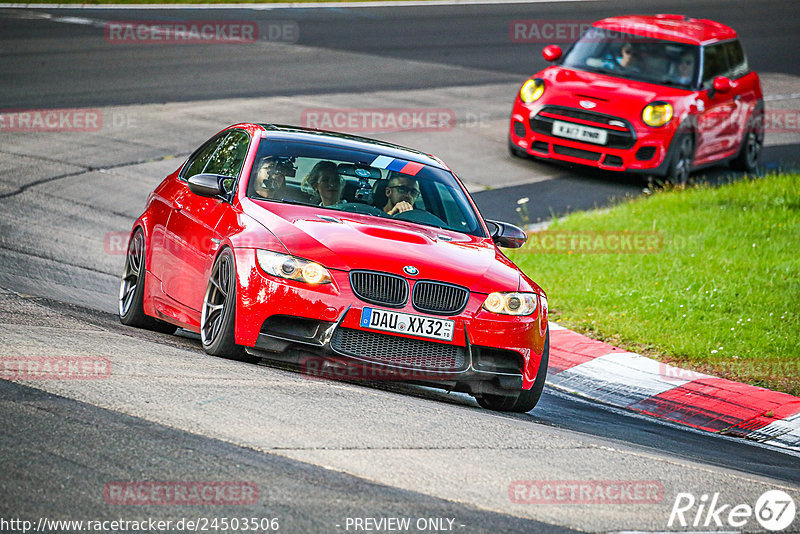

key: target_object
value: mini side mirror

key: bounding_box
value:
[542,45,562,62]
[712,76,733,94]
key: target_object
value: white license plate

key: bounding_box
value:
[552,120,608,145]
[360,307,454,342]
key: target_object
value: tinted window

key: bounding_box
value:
[561,27,700,87]
[182,134,226,180]
[724,40,748,79]
[204,130,251,178]
[702,43,730,87]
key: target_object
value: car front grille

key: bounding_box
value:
[530,105,636,149]
[331,327,466,371]
[412,281,469,315]
[350,271,408,307]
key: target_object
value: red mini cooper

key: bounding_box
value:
[509,14,764,182]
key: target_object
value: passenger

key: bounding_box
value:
[301,161,344,206]
[382,174,419,215]
[674,52,696,85]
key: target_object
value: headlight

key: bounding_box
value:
[520,79,545,103]
[642,102,673,127]
[256,250,332,284]
[482,292,538,316]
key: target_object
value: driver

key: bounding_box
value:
[615,42,641,72]
[253,157,290,199]
[382,174,419,215]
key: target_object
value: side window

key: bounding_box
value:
[702,44,730,88]
[724,40,748,79]
[204,130,251,179]
[181,134,226,181]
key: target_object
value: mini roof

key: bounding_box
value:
[594,14,738,46]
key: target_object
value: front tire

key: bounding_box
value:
[666,134,694,185]
[476,330,549,413]
[118,228,176,334]
[200,248,255,362]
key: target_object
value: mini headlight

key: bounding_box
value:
[520,79,545,103]
[482,292,538,316]
[642,102,673,127]
[256,250,332,284]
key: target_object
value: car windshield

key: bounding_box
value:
[246,140,486,238]
[562,27,700,88]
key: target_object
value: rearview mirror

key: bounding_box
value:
[486,219,527,248]
[187,173,231,198]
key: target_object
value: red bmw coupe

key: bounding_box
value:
[509,14,764,182]
[119,124,549,412]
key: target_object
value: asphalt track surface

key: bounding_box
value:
[1,1,800,532]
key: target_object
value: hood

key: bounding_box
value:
[244,201,522,294]
[537,66,689,120]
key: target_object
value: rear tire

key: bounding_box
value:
[118,228,177,334]
[200,248,257,362]
[476,330,549,413]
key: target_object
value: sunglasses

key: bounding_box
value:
[388,185,420,198]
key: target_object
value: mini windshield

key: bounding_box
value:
[247,141,485,238]
[562,27,700,88]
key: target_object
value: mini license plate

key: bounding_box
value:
[360,307,454,342]
[552,120,608,145]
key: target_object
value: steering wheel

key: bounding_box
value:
[392,209,447,227]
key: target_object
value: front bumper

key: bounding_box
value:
[232,249,547,393]
[510,101,676,174]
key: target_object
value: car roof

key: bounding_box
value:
[594,14,738,46]
[253,123,449,171]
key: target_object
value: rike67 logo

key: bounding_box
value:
[669,490,796,531]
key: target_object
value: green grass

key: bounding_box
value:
[510,173,800,396]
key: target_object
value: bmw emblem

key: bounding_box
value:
[403,265,419,276]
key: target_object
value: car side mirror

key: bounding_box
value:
[712,76,733,94]
[187,173,231,198]
[542,45,562,62]
[486,219,527,248]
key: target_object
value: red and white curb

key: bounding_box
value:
[546,322,800,452]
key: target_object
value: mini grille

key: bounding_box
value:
[412,281,469,315]
[530,105,636,149]
[331,328,466,370]
[350,271,408,307]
